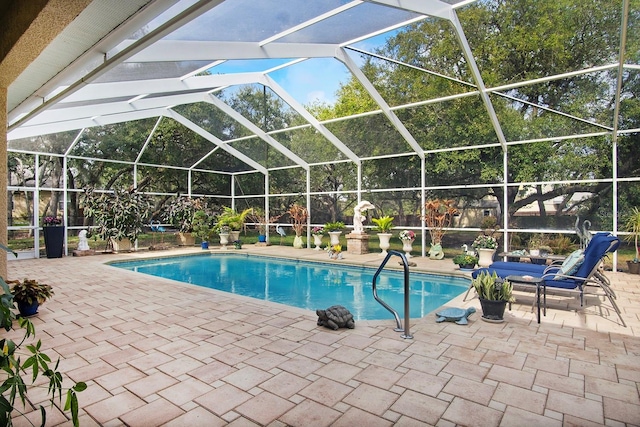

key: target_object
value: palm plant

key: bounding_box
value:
[623,207,640,262]
[371,216,394,233]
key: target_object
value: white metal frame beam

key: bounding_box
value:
[204,94,309,171]
[8,0,227,130]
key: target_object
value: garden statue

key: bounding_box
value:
[77,230,90,251]
[353,200,375,234]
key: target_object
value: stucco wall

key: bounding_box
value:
[0,0,91,276]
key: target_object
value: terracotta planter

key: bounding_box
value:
[111,238,131,252]
[628,261,640,274]
[177,232,195,246]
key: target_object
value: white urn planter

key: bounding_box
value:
[477,248,496,267]
[401,239,414,258]
[312,234,323,250]
[328,231,342,246]
[219,233,230,250]
[377,233,392,256]
[229,230,240,242]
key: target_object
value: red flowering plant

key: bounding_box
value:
[43,216,62,226]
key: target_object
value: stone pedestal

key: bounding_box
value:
[346,233,370,255]
[72,250,95,257]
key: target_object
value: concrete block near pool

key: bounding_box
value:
[346,232,370,255]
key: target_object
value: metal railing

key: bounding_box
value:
[372,250,413,339]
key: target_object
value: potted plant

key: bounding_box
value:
[471,271,513,322]
[424,199,458,259]
[192,210,214,249]
[42,215,64,258]
[82,187,151,252]
[372,216,394,256]
[8,278,54,317]
[527,234,545,256]
[324,221,345,246]
[288,204,308,249]
[0,241,86,426]
[311,226,326,250]
[248,209,282,244]
[623,207,640,274]
[326,244,343,260]
[216,207,252,242]
[165,196,203,246]
[399,229,415,258]
[453,254,478,270]
[472,234,498,267]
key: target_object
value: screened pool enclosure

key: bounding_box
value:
[6,0,640,266]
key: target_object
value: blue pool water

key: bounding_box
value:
[111,254,469,321]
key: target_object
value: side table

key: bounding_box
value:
[505,275,546,323]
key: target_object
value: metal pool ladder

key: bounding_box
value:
[372,250,413,339]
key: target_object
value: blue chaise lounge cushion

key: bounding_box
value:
[553,249,584,279]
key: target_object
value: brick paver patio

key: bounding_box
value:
[7,245,640,426]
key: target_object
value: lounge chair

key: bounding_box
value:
[468,232,625,326]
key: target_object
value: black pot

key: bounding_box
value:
[43,226,64,258]
[458,263,476,270]
[479,298,507,321]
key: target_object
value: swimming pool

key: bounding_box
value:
[112,254,469,321]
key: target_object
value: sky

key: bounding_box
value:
[270,58,351,105]
[207,32,393,107]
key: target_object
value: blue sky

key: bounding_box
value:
[270,58,351,105]
[208,32,393,106]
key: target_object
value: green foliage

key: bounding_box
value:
[191,210,214,242]
[548,235,575,255]
[480,216,499,230]
[0,246,85,426]
[216,207,252,231]
[324,221,345,232]
[472,235,498,249]
[8,279,54,306]
[371,216,394,233]
[452,254,478,266]
[165,196,203,233]
[82,187,151,247]
[622,207,640,260]
[472,271,514,302]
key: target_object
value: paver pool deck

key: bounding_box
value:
[7,244,640,426]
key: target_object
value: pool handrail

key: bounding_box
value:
[372,250,413,339]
